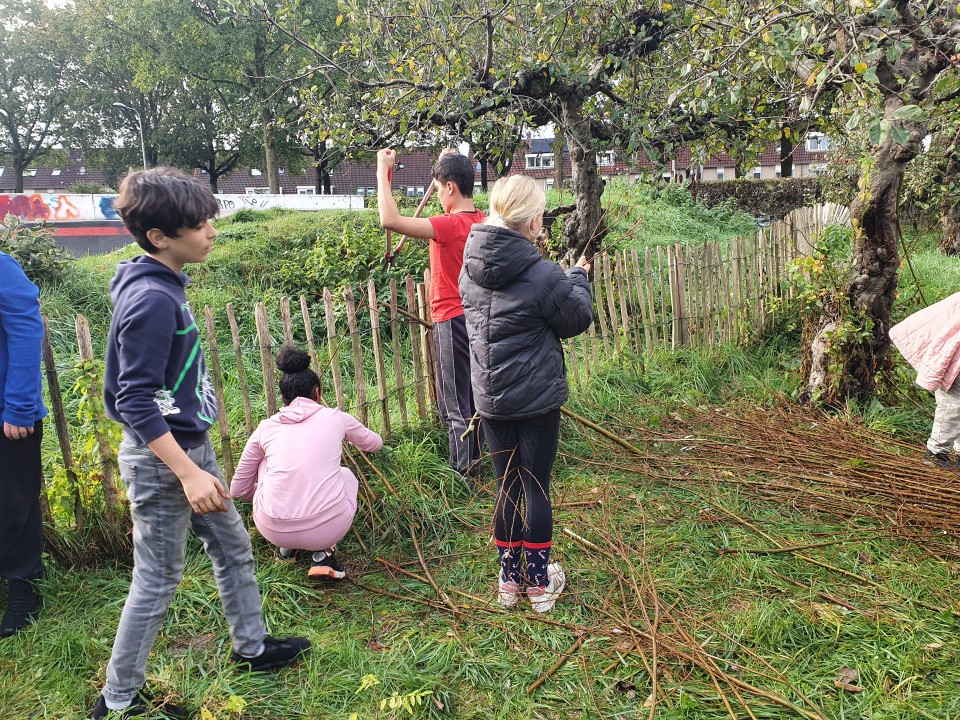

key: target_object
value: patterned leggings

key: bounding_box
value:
[482,409,561,586]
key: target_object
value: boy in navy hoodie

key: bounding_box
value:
[91,168,309,719]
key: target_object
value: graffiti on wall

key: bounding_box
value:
[0,193,95,222]
[1,192,363,225]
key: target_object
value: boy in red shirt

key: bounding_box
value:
[376,148,485,483]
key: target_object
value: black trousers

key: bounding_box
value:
[483,409,561,547]
[0,421,44,580]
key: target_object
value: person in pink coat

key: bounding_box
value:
[231,344,383,578]
[889,291,960,469]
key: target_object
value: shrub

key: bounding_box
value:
[0,214,69,284]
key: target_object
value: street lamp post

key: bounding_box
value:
[112,102,147,170]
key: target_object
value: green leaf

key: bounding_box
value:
[862,67,879,84]
[890,125,910,145]
[892,104,925,122]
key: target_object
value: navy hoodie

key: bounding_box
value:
[104,256,217,448]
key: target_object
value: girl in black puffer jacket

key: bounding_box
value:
[459,175,593,612]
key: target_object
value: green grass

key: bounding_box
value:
[4,350,960,719]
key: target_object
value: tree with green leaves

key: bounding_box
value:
[0,0,85,193]
[258,0,685,255]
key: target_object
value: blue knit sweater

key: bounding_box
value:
[0,252,48,427]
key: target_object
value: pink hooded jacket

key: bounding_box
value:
[889,291,960,392]
[231,396,382,531]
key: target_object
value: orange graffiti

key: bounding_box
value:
[53,195,80,220]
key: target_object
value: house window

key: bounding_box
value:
[806,133,830,152]
[245,187,269,194]
[0,167,4,177]
[356,187,365,196]
[406,187,416,197]
[775,164,782,179]
[250,169,263,176]
[545,179,555,190]
[752,167,762,179]
[51,169,62,176]
[79,167,86,175]
[525,153,555,170]
[473,182,483,194]
[597,151,615,167]
[716,168,725,181]
[297,186,316,195]
[24,168,37,177]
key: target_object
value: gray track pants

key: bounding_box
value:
[102,433,267,705]
[433,315,483,473]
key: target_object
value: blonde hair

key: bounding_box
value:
[487,175,546,233]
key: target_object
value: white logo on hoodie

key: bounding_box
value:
[154,389,181,416]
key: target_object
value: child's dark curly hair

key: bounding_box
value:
[276,344,321,405]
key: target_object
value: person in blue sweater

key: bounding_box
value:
[91,168,309,720]
[0,250,47,637]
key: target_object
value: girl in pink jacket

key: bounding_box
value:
[232,345,382,579]
[890,291,960,470]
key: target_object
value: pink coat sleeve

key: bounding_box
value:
[340,411,383,453]
[231,427,265,499]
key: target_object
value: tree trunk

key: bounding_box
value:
[939,131,960,254]
[780,127,794,178]
[480,158,488,192]
[13,168,24,194]
[262,109,279,193]
[801,105,924,404]
[552,133,565,191]
[559,93,605,256]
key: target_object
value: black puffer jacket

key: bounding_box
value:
[459,223,593,420]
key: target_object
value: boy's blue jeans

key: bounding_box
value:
[102,432,267,705]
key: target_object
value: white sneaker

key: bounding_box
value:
[498,577,522,607]
[527,563,566,613]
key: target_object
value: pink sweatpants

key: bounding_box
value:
[253,469,358,551]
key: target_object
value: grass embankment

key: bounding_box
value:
[2,341,959,719]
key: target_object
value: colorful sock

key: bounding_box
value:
[495,540,523,584]
[524,541,552,588]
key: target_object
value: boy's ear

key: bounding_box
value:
[145,228,168,251]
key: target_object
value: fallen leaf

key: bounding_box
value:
[834,667,861,693]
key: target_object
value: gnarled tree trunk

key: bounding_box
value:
[801,102,925,404]
[559,92,605,257]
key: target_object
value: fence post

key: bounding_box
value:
[75,314,120,523]
[343,285,368,424]
[300,296,319,374]
[254,302,278,416]
[406,276,427,419]
[389,279,409,428]
[367,278,391,437]
[226,303,254,435]
[204,306,234,480]
[323,287,346,409]
[418,279,437,412]
[280,297,294,346]
[41,318,76,527]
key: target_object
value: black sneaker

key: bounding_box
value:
[230,635,310,672]
[307,550,345,580]
[923,450,953,470]
[0,578,40,637]
[274,547,301,562]
[91,690,189,719]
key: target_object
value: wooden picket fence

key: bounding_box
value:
[39,203,847,527]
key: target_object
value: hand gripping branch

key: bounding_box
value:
[382,157,436,270]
